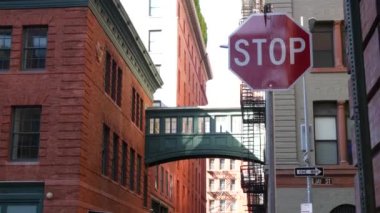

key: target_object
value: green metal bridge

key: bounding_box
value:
[145,106,264,167]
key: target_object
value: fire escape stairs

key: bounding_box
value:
[239,83,266,213]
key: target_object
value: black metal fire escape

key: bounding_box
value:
[239,84,266,213]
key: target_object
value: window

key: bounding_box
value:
[111,133,119,181]
[0,27,11,70]
[312,21,334,67]
[198,116,210,133]
[148,30,162,52]
[169,175,173,199]
[219,179,225,191]
[101,125,110,175]
[219,158,225,170]
[165,170,169,195]
[129,148,135,191]
[165,117,177,134]
[209,200,215,212]
[219,200,226,212]
[132,88,143,129]
[182,117,193,134]
[314,102,338,164]
[231,116,242,133]
[209,179,215,191]
[149,0,160,17]
[154,165,159,190]
[155,64,161,73]
[136,155,142,194]
[22,26,47,70]
[120,142,127,186]
[0,183,44,213]
[230,159,235,170]
[209,158,215,170]
[230,179,236,191]
[149,118,160,134]
[104,52,122,106]
[215,116,228,133]
[160,167,164,193]
[11,107,41,161]
[231,201,237,211]
[143,174,148,207]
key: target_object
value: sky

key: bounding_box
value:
[201,0,243,108]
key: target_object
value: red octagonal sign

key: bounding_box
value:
[229,13,311,90]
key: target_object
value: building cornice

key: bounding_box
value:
[0,0,163,100]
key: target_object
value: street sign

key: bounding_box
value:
[294,167,324,177]
[229,13,311,90]
[301,203,313,213]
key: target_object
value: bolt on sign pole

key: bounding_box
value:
[344,0,375,212]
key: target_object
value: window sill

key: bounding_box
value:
[6,161,39,165]
[311,66,348,73]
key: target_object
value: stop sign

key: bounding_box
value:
[229,13,311,90]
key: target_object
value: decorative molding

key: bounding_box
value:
[0,0,88,9]
[89,0,163,100]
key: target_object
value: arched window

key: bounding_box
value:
[330,204,355,213]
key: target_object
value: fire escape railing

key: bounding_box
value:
[239,84,266,213]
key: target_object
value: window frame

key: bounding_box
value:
[0,27,12,71]
[22,26,48,70]
[11,106,42,161]
[148,30,162,52]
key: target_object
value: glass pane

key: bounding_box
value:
[215,116,228,133]
[316,141,338,164]
[149,118,154,134]
[165,118,171,134]
[171,118,177,133]
[231,116,242,133]
[149,30,161,52]
[7,205,37,213]
[315,117,337,140]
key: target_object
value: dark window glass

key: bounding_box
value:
[312,22,334,67]
[129,148,135,191]
[143,174,148,207]
[0,27,12,70]
[111,60,117,100]
[111,133,119,181]
[11,107,41,161]
[139,98,144,130]
[121,142,127,186]
[136,154,142,194]
[22,26,47,69]
[102,125,110,176]
[104,52,111,94]
[132,88,136,122]
[117,68,122,106]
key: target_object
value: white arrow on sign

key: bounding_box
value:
[294,167,324,177]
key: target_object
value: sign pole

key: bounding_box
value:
[266,90,276,213]
[302,76,312,205]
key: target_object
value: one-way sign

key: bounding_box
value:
[294,167,324,177]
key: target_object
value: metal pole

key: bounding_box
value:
[344,0,375,212]
[302,76,312,205]
[266,91,276,213]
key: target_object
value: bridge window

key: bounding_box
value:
[215,116,228,133]
[165,117,177,134]
[209,158,215,170]
[198,116,210,133]
[182,117,193,134]
[231,116,243,133]
[149,118,160,134]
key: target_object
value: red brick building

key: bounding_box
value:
[0,0,162,212]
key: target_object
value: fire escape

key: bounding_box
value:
[240,84,266,213]
[239,1,267,212]
[207,168,238,212]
